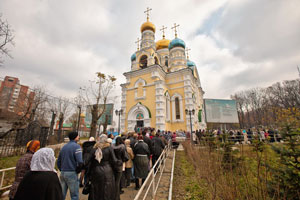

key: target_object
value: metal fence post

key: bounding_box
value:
[0,171,5,189]
[152,169,155,198]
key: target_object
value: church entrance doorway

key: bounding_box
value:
[136,120,144,128]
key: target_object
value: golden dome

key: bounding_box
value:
[141,21,156,33]
[156,38,171,50]
[80,113,85,118]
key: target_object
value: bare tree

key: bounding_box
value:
[231,79,300,129]
[48,96,72,141]
[0,14,14,65]
[0,86,49,138]
[82,72,116,138]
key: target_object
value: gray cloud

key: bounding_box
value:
[0,0,299,103]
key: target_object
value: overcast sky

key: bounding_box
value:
[1,0,299,106]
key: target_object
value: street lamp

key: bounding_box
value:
[185,109,195,144]
[115,109,123,134]
[77,105,82,133]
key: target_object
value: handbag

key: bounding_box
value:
[82,182,91,195]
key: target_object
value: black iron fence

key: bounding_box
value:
[0,121,49,157]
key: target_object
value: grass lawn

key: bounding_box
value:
[0,156,19,196]
[173,151,209,199]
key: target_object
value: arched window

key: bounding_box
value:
[155,57,159,65]
[175,97,180,119]
[171,93,183,122]
[140,55,147,69]
[165,56,168,67]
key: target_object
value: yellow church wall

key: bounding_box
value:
[124,72,157,131]
[127,73,153,88]
[169,86,187,132]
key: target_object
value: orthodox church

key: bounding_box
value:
[120,8,206,132]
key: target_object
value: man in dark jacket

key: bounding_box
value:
[57,132,83,200]
[142,130,152,154]
[152,132,165,171]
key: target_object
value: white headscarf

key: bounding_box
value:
[94,134,108,163]
[30,148,56,172]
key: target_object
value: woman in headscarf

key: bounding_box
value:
[14,148,63,200]
[9,140,40,200]
[133,135,150,190]
[86,134,120,200]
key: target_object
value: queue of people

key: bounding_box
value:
[195,128,283,144]
[9,127,170,200]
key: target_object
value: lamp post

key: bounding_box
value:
[115,109,123,134]
[77,105,81,133]
[185,109,195,144]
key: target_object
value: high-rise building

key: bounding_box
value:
[0,76,35,115]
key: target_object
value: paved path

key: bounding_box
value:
[65,148,175,200]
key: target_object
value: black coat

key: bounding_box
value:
[82,141,96,168]
[113,144,127,172]
[133,140,150,157]
[143,135,153,154]
[129,136,137,149]
[86,146,120,200]
[14,171,63,200]
[152,136,165,156]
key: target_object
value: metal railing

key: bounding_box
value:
[0,167,15,191]
[168,149,176,200]
[134,142,172,200]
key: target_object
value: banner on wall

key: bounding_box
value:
[85,103,114,125]
[204,99,239,123]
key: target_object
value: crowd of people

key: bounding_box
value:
[194,128,283,144]
[9,127,173,200]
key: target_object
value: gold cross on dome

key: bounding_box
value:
[160,25,167,39]
[171,23,180,38]
[135,37,142,51]
[144,7,152,21]
[186,48,191,59]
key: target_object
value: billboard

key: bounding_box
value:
[85,104,114,125]
[204,99,239,123]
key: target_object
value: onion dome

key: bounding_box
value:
[80,113,85,118]
[131,53,136,61]
[187,60,196,67]
[156,38,171,50]
[140,21,156,33]
[168,38,186,50]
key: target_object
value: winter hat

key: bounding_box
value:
[68,131,78,140]
[26,140,40,153]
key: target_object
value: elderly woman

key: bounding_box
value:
[85,134,120,200]
[14,148,63,200]
[133,135,150,190]
[9,140,40,200]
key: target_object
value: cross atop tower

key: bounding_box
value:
[171,23,180,38]
[144,7,152,21]
[186,48,191,59]
[135,37,142,51]
[160,25,167,39]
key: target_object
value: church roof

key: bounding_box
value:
[168,38,186,50]
[140,21,156,33]
[131,53,136,61]
[187,60,196,67]
[156,38,171,50]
